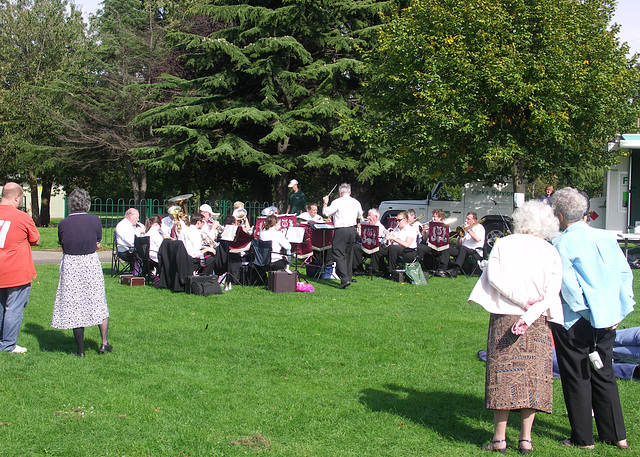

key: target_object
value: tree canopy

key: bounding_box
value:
[359,0,640,192]
[136,0,399,205]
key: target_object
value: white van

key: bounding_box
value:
[378,181,515,250]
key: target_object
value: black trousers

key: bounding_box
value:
[387,245,416,271]
[450,244,482,269]
[416,243,449,270]
[551,319,626,445]
[332,226,356,284]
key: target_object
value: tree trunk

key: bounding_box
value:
[28,173,40,226]
[125,156,141,203]
[39,176,53,226]
[275,174,288,212]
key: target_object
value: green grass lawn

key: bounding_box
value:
[2,268,640,456]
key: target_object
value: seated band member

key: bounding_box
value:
[200,204,221,244]
[178,213,216,275]
[233,201,254,234]
[353,208,386,275]
[161,202,186,238]
[406,209,423,244]
[448,211,485,278]
[299,203,324,223]
[115,208,144,262]
[145,215,166,276]
[417,209,450,276]
[371,211,418,275]
[259,214,293,272]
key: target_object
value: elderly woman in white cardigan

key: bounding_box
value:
[469,201,564,455]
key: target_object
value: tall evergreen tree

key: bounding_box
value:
[136,0,398,205]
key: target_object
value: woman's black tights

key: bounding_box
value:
[73,327,84,354]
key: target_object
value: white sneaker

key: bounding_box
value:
[10,345,27,353]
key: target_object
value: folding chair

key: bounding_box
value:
[133,236,151,282]
[250,239,272,287]
[111,232,133,277]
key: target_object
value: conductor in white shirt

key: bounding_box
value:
[322,183,363,289]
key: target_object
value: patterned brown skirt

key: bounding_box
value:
[485,313,554,413]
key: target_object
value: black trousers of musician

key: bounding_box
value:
[332,226,356,285]
[387,245,416,271]
[551,319,626,446]
[189,255,216,276]
[416,243,449,271]
[369,245,388,273]
[450,244,482,269]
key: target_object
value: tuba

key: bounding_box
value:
[167,193,193,236]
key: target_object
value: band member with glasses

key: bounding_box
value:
[371,211,419,278]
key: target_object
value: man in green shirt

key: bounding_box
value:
[286,179,307,215]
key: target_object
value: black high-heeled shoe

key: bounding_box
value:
[518,439,532,455]
[98,344,113,353]
[482,439,506,455]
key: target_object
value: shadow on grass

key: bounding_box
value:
[360,383,570,445]
[360,383,486,444]
[22,322,101,355]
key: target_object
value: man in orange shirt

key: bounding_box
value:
[0,183,40,353]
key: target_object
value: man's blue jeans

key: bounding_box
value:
[0,283,32,352]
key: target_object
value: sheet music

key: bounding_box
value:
[313,223,335,230]
[221,224,238,241]
[286,226,305,243]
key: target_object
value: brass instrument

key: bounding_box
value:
[410,214,425,225]
[233,207,247,222]
[450,217,485,239]
[168,193,193,236]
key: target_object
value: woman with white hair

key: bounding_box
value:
[468,201,564,454]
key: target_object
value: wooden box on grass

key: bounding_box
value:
[119,274,145,286]
[268,270,297,293]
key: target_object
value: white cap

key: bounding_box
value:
[261,206,278,216]
[199,204,213,214]
[288,179,298,187]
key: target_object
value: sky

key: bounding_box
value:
[74,0,640,56]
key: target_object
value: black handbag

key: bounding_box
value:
[186,275,222,296]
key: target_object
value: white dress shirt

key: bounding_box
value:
[115,218,140,253]
[146,226,164,263]
[390,224,418,249]
[323,194,363,227]
[179,225,204,259]
[259,227,292,263]
[461,223,485,253]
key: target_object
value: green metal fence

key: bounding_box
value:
[86,198,277,247]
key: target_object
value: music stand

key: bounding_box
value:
[360,223,379,281]
[310,224,335,277]
[223,225,254,287]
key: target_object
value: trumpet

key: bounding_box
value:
[450,218,485,239]
[410,214,425,225]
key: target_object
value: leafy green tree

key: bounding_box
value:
[0,0,86,225]
[136,0,398,205]
[359,0,640,194]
